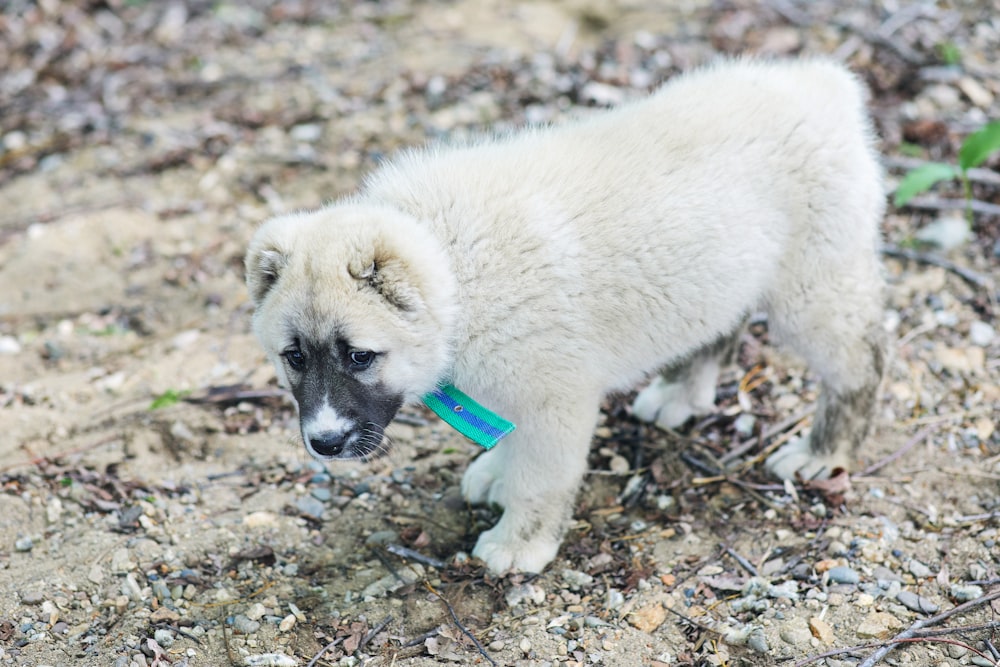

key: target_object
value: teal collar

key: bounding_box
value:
[422,384,515,449]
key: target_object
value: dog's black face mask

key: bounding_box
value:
[281,336,402,461]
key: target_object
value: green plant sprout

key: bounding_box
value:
[894,120,1000,225]
[149,388,190,410]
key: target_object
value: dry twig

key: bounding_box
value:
[305,637,343,667]
[424,581,497,667]
[882,244,995,291]
[857,586,1000,667]
[357,615,394,655]
[854,424,939,477]
[901,195,1000,217]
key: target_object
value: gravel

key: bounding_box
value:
[0,0,998,666]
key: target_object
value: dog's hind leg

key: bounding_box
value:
[765,240,886,480]
[632,325,743,430]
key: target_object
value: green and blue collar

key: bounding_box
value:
[422,384,515,449]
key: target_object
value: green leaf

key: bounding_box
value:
[958,121,1000,170]
[149,389,190,410]
[893,162,958,207]
[936,42,962,66]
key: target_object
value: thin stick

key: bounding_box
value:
[424,581,497,667]
[722,545,759,577]
[954,511,1000,524]
[384,544,447,570]
[854,424,938,477]
[305,637,343,667]
[0,434,122,474]
[400,628,441,648]
[885,156,1000,186]
[900,195,1000,217]
[857,586,1000,667]
[661,602,724,637]
[718,406,816,465]
[796,636,996,667]
[882,244,994,290]
[356,615,393,654]
[915,620,1000,637]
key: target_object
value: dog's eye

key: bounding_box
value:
[349,350,375,369]
[282,348,306,371]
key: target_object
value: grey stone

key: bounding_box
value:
[907,559,932,579]
[232,614,261,634]
[364,530,399,546]
[778,618,812,646]
[827,566,860,584]
[896,590,939,614]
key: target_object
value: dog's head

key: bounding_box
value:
[245,203,458,460]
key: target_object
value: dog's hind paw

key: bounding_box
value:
[765,436,848,481]
[632,377,701,430]
[472,525,561,574]
[461,448,506,506]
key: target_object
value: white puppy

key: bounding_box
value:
[246,59,886,574]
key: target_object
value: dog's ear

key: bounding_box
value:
[348,252,423,313]
[246,246,287,306]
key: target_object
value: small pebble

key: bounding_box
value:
[950,583,984,602]
[151,581,171,602]
[733,413,756,437]
[364,530,399,546]
[915,215,971,250]
[310,487,332,502]
[778,618,812,646]
[969,320,995,346]
[295,496,325,520]
[560,569,594,590]
[809,617,835,644]
[21,591,43,605]
[826,566,860,585]
[122,574,144,601]
[608,455,629,474]
[289,602,306,622]
[896,590,939,614]
[246,603,267,621]
[855,593,875,607]
[856,610,903,639]
[0,335,21,355]
[41,600,59,625]
[232,614,261,634]
[908,559,932,579]
[518,637,532,654]
[505,583,546,607]
[278,614,296,632]
[111,548,134,573]
[15,537,33,552]
[153,628,174,648]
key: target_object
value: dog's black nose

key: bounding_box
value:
[309,432,348,457]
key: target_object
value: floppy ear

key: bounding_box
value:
[245,246,287,306]
[348,252,423,313]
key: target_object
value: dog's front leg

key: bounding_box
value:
[464,396,599,574]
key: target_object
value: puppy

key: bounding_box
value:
[245,59,886,574]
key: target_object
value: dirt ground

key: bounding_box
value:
[1,1,999,666]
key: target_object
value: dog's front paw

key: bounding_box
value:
[766,436,848,481]
[472,523,561,574]
[461,448,506,506]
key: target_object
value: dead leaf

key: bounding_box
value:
[803,469,851,504]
